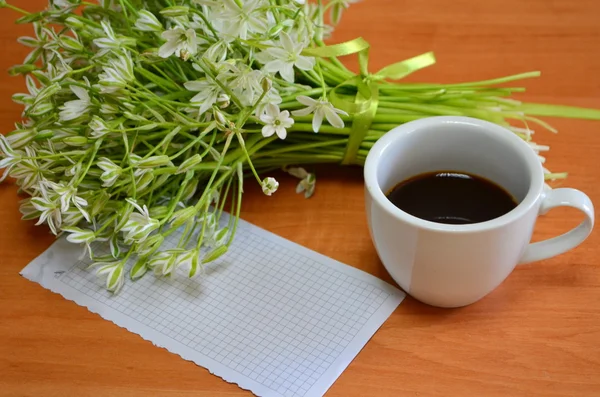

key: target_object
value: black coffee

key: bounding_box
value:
[386,171,518,225]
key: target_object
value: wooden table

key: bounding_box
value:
[1,1,599,396]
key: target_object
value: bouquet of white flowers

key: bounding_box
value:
[1,0,599,292]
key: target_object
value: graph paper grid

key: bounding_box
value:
[21,214,404,397]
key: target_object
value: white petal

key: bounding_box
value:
[265,103,279,118]
[334,107,349,116]
[198,92,218,115]
[279,63,295,83]
[295,56,316,71]
[184,80,208,92]
[324,107,345,128]
[264,59,286,73]
[296,95,317,107]
[162,28,183,40]
[260,114,275,124]
[280,31,294,53]
[158,41,178,58]
[70,85,90,102]
[281,117,294,129]
[312,109,324,132]
[265,47,287,60]
[275,126,287,139]
[262,125,276,138]
[291,107,314,117]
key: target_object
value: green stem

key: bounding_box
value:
[2,2,29,15]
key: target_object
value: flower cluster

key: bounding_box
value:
[0,0,582,292]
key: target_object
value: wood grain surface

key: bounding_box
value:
[1,1,599,396]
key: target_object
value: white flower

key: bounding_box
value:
[148,249,197,277]
[94,261,125,293]
[198,212,217,236]
[121,199,160,243]
[137,234,164,257]
[148,251,177,277]
[93,21,129,57]
[204,226,229,249]
[59,86,90,121]
[257,32,315,82]
[63,226,97,259]
[10,148,43,190]
[173,249,200,276]
[261,177,279,196]
[97,157,122,187]
[97,52,135,93]
[260,104,293,140]
[254,86,282,117]
[297,173,316,198]
[203,40,228,64]
[43,180,90,221]
[216,0,269,40]
[19,198,40,221]
[52,0,78,9]
[0,134,22,182]
[89,116,110,138]
[5,128,36,149]
[31,194,62,235]
[220,62,263,106]
[184,78,223,116]
[159,27,198,60]
[135,10,162,32]
[292,95,348,132]
[169,206,197,228]
[285,166,316,198]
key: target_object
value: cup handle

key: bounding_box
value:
[519,188,595,264]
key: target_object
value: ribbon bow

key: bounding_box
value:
[303,38,436,164]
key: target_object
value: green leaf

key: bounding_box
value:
[519,103,600,120]
[159,6,189,17]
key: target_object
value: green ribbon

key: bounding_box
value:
[341,81,379,165]
[303,39,437,164]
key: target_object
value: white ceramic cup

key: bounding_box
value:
[364,116,595,308]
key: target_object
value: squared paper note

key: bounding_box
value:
[21,214,404,397]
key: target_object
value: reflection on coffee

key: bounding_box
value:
[386,171,518,225]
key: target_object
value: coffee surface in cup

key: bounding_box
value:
[386,171,518,225]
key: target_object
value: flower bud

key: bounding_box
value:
[176,154,202,174]
[149,205,169,218]
[134,155,173,168]
[63,136,89,146]
[159,6,189,17]
[261,177,279,196]
[135,10,162,32]
[169,206,197,229]
[217,93,230,108]
[65,16,85,30]
[261,77,272,93]
[61,36,83,52]
[8,64,38,76]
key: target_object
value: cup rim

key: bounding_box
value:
[364,116,545,233]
